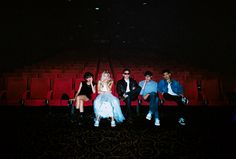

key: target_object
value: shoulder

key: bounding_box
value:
[139,80,144,84]
[172,79,179,84]
[151,80,157,84]
[117,79,123,84]
[130,78,137,82]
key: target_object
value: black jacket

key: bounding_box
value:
[116,78,140,98]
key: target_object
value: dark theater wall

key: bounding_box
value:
[1,0,235,73]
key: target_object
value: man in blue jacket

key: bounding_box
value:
[158,69,188,126]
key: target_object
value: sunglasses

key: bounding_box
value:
[123,72,130,75]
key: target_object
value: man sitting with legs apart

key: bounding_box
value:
[139,71,160,126]
[116,68,141,123]
[158,69,188,126]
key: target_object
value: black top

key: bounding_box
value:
[116,78,140,98]
[78,81,96,99]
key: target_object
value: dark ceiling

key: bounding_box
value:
[0,0,235,72]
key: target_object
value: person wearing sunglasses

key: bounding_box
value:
[116,68,141,123]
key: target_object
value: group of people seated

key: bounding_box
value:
[71,68,188,127]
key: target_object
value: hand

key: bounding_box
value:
[90,78,93,84]
[143,94,150,100]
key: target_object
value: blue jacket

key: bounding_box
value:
[139,80,158,96]
[158,79,183,95]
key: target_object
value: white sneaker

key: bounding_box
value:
[155,118,160,126]
[146,113,152,120]
[111,121,116,127]
[94,120,99,127]
[178,118,186,126]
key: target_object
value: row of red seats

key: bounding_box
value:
[0,75,225,106]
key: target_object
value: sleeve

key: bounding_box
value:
[116,81,123,97]
[154,82,158,93]
[178,82,184,95]
[139,81,144,95]
[157,80,162,93]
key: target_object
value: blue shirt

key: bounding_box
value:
[158,79,183,95]
[139,80,158,96]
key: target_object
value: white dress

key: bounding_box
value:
[94,81,125,123]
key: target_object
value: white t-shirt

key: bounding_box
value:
[167,82,178,96]
[125,79,130,92]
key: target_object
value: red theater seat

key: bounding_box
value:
[48,78,74,106]
[201,79,224,105]
[38,73,58,78]
[0,77,27,105]
[183,80,200,105]
[24,78,51,106]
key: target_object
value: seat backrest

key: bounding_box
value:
[202,79,221,100]
[183,80,198,100]
[30,78,50,99]
[0,77,4,90]
[52,78,73,99]
[6,77,27,100]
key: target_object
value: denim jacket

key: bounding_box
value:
[158,79,183,95]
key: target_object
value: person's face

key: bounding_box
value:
[163,72,171,80]
[86,77,93,82]
[145,75,151,82]
[103,73,109,81]
[123,71,130,79]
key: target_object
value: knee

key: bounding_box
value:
[150,92,157,96]
[150,92,158,99]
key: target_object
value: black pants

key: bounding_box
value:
[124,87,141,118]
[163,93,185,119]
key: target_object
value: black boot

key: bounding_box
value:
[78,112,84,126]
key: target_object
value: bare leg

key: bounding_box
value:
[76,95,89,111]
[79,100,84,113]
[111,116,116,127]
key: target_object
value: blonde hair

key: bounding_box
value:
[100,70,111,82]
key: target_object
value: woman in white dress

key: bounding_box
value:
[94,71,125,127]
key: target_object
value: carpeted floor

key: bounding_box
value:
[1,105,236,159]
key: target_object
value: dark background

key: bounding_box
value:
[1,0,235,73]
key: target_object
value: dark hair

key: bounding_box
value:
[123,68,131,73]
[144,71,153,76]
[83,72,94,80]
[162,69,171,74]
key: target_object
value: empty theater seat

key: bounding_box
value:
[0,77,28,105]
[24,78,51,106]
[48,78,74,106]
[201,78,224,105]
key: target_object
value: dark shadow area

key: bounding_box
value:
[1,105,235,158]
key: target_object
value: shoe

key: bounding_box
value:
[181,97,189,105]
[146,112,152,120]
[94,120,99,127]
[155,118,160,126]
[178,117,186,126]
[111,121,116,127]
